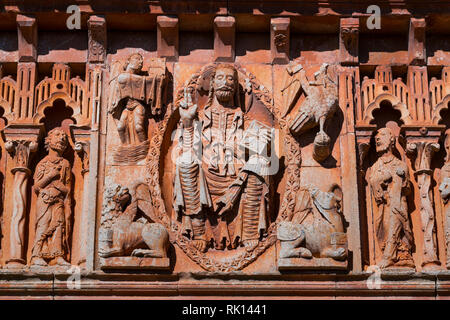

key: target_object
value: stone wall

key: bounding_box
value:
[0,1,450,299]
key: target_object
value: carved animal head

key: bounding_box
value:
[101,183,131,227]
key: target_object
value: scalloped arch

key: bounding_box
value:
[0,98,14,123]
[432,94,450,125]
[32,92,89,126]
[363,93,412,125]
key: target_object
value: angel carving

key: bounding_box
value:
[108,53,168,163]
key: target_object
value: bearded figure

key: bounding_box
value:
[368,127,415,269]
[173,64,273,253]
[31,128,72,267]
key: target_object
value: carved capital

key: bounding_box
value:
[340,18,359,66]
[70,125,91,175]
[1,124,43,173]
[406,141,439,174]
[403,126,444,173]
[88,15,107,64]
[355,125,377,167]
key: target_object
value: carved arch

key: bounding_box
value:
[32,93,82,125]
[363,93,412,125]
[0,76,16,123]
[432,94,450,125]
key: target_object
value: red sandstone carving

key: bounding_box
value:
[1,124,42,268]
[30,128,72,268]
[278,184,348,270]
[174,64,272,252]
[98,182,170,270]
[282,62,339,162]
[368,128,415,269]
[108,53,168,164]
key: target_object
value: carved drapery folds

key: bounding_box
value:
[367,128,415,270]
[164,63,277,272]
[4,17,450,278]
[108,54,169,164]
[30,128,72,268]
[357,64,450,271]
[440,130,450,268]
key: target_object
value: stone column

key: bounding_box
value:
[70,125,90,267]
[85,15,107,271]
[404,126,444,271]
[1,124,43,268]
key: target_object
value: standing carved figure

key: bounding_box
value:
[368,128,415,269]
[109,53,167,163]
[282,62,338,162]
[31,128,72,267]
[173,64,272,253]
[439,129,450,268]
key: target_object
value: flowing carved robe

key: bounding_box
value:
[174,103,270,247]
[32,155,72,259]
[369,154,413,263]
[109,71,164,144]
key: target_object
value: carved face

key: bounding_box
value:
[47,128,68,154]
[375,128,394,153]
[213,67,236,103]
[127,54,143,73]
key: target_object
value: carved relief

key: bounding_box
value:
[367,128,415,269]
[278,184,348,270]
[281,62,339,162]
[144,63,279,272]
[98,182,170,270]
[108,54,168,164]
[439,129,450,269]
[174,64,273,252]
[340,18,359,66]
[405,127,442,270]
[1,125,42,268]
[30,128,72,267]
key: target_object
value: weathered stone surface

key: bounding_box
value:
[1,0,450,299]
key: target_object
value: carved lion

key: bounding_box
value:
[278,184,347,261]
[99,182,169,259]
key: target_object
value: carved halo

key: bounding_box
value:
[145,63,278,272]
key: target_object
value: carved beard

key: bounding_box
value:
[49,140,67,154]
[215,88,234,103]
